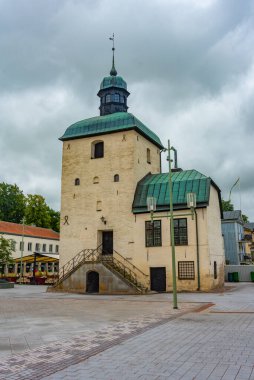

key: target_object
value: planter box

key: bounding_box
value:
[6,277,17,283]
[30,277,46,285]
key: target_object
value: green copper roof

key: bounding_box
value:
[132,170,212,213]
[60,112,164,148]
[100,75,127,90]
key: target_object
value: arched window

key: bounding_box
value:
[74,178,80,186]
[147,148,151,164]
[93,176,99,184]
[106,94,111,103]
[114,174,119,182]
[91,141,104,159]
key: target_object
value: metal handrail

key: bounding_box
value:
[99,249,149,289]
[53,244,148,291]
[55,246,101,286]
[113,249,148,278]
[102,256,139,287]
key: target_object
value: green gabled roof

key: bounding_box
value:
[59,112,164,149]
[100,75,127,90]
[132,170,212,213]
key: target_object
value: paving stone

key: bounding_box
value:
[1,283,254,379]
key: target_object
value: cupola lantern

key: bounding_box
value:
[97,34,130,116]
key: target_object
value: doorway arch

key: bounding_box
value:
[86,271,99,293]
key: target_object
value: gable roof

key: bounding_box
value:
[132,170,219,213]
[59,112,164,149]
[0,221,59,240]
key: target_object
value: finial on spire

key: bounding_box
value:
[109,33,117,76]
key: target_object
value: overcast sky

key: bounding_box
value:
[0,0,253,220]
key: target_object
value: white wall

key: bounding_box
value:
[0,232,59,259]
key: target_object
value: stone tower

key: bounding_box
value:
[59,48,163,268]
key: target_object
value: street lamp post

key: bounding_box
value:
[147,140,196,310]
[167,140,178,309]
[20,218,25,281]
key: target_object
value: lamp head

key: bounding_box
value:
[147,196,157,212]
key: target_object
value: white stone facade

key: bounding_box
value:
[60,127,224,292]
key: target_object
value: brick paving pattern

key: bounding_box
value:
[43,311,254,380]
[1,283,254,379]
[0,302,199,380]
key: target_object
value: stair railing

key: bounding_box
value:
[54,246,101,286]
[53,244,149,292]
[97,247,149,290]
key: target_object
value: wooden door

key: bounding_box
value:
[150,267,166,292]
[102,231,113,255]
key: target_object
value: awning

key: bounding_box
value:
[15,253,59,263]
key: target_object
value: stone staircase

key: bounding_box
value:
[50,246,149,294]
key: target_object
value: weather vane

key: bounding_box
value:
[109,33,117,76]
[109,33,115,52]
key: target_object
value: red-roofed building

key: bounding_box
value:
[0,221,59,259]
[0,221,60,283]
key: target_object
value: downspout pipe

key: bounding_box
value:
[194,209,201,291]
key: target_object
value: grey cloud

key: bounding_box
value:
[0,0,254,219]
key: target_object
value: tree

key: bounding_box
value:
[242,214,249,223]
[0,182,26,223]
[221,199,234,212]
[25,194,51,228]
[48,208,60,232]
[0,235,14,273]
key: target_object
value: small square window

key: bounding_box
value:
[178,261,195,280]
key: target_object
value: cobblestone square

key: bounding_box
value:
[0,283,254,379]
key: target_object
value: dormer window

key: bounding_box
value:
[91,141,104,159]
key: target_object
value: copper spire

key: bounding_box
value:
[109,33,117,76]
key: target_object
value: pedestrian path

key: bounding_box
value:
[1,283,254,379]
[0,301,201,380]
[43,307,254,380]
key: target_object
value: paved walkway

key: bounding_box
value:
[0,283,254,379]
